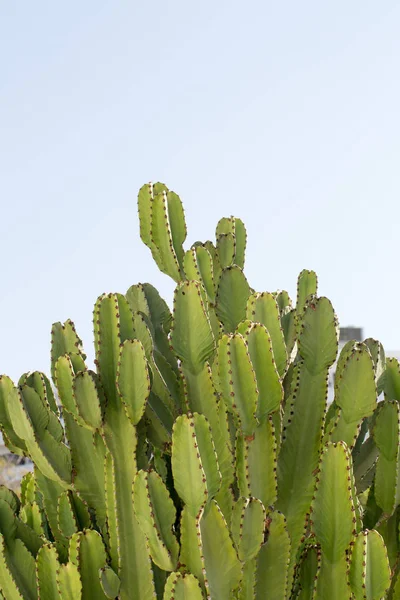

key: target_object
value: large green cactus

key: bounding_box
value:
[0,181,398,599]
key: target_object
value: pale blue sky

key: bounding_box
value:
[1,2,400,381]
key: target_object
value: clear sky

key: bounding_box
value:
[1,2,400,382]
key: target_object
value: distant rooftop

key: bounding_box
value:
[339,326,363,343]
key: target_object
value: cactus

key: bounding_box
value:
[0,181,398,598]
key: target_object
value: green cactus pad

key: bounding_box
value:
[116,339,150,425]
[183,245,216,304]
[296,269,318,313]
[179,507,204,588]
[311,442,355,562]
[297,296,338,375]
[163,572,203,600]
[231,497,266,562]
[199,500,241,600]
[373,400,400,515]
[133,470,179,571]
[51,320,86,383]
[236,417,278,507]
[99,566,120,599]
[244,323,283,419]
[385,358,400,401]
[217,333,258,436]
[216,266,250,333]
[246,292,288,377]
[255,511,291,599]
[36,544,60,599]
[171,280,215,375]
[172,413,221,517]
[73,371,103,430]
[349,529,391,600]
[57,563,82,600]
[334,344,377,424]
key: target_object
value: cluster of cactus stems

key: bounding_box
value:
[0,182,399,599]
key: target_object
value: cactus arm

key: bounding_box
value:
[292,545,320,600]
[57,492,88,539]
[99,566,120,599]
[297,296,338,375]
[236,417,277,507]
[54,355,84,416]
[312,442,356,562]
[244,323,283,420]
[137,182,168,268]
[17,497,40,537]
[32,469,68,554]
[0,376,26,455]
[162,190,186,269]
[349,529,391,599]
[353,437,379,493]
[193,245,216,302]
[215,266,250,333]
[145,392,173,449]
[133,470,179,571]
[216,232,236,268]
[6,386,71,486]
[329,345,377,447]
[246,292,288,377]
[275,289,292,314]
[0,534,35,600]
[314,555,351,600]
[216,216,247,269]
[277,297,338,566]
[282,308,298,361]
[217,333,258,436]
[276,366,328,553]
[255,511,291,599]
[94,294,135,407]
[373,400,400,516]
[364,338,386,394]
[24,372,58,415]
[183,245,216,304]
[51,320,86,383]
[140,282,172,333]
[0,536,24,600]
[310,442,356,599]
[95,292,156,598]
[232,218,247,269]
[149,191,186,282]
[199,500,241,600]
[151,192,182,281]
[170,281,215,375]
[204,240,222,283]
[172,413,220,517]
[384,358,400,400]
[125,283,150,317]
[116,340,150,425]
[69,530,108,599]
[231,497,266,562]
[182,364,234,519]
[296,270,318,312]
[236,559,256,600]
[63,414,107,535]
[103,405,155,600]
[36,544,60,600]
[72,371,103,430]
[163,572,203,600]
[56,563,82,600]
[179,507,204,588]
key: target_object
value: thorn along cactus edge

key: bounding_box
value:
[0,183,399,600]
